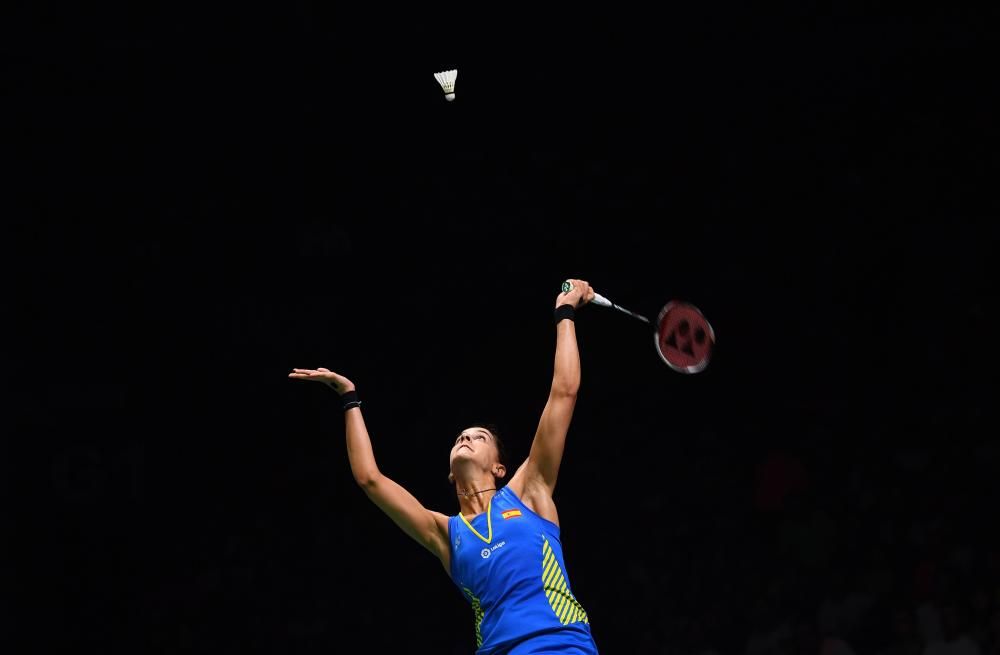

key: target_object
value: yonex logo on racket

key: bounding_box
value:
[663,319,707,357]
[655,301,715,374]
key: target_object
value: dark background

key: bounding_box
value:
[11,3,998,654]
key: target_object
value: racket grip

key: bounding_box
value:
[560,281,612,308]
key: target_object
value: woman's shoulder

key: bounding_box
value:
[497,484,523,503]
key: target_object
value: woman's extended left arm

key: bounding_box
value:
[508,279,594,505]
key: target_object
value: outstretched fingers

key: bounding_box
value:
[288,368,321,379]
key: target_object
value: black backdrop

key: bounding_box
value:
[11,4,998,654]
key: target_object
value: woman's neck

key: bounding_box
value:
[454,475,497,516]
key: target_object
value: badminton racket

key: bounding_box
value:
[561,280,715,374]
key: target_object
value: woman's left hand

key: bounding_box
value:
[555,278,595,309]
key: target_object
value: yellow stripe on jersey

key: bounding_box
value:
[459,498,493,544]
[541,537,589,625]
[462,587,485,647]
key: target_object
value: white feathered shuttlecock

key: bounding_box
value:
[434,69,458,101]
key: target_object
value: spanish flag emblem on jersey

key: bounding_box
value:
[502,509,522,520]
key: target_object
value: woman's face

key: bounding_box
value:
[450,427,500,475]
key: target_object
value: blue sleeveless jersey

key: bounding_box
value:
[448,486,598,655]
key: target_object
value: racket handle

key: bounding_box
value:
[560,280,612,308]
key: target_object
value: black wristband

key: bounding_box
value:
[554,304,576,324]
[338,389,362,411]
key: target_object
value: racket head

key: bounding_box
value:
[654,300,715,373]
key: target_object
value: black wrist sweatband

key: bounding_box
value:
[554,304,576,324]
[339,389,361,411]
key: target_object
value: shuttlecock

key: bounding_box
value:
[434,69,457,101]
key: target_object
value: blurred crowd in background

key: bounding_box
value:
[44,412,997,655]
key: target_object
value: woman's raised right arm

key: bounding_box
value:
[289,368,451,569]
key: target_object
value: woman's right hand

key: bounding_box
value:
[288,368,355,394]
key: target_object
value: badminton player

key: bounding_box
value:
[289,279,599,654]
